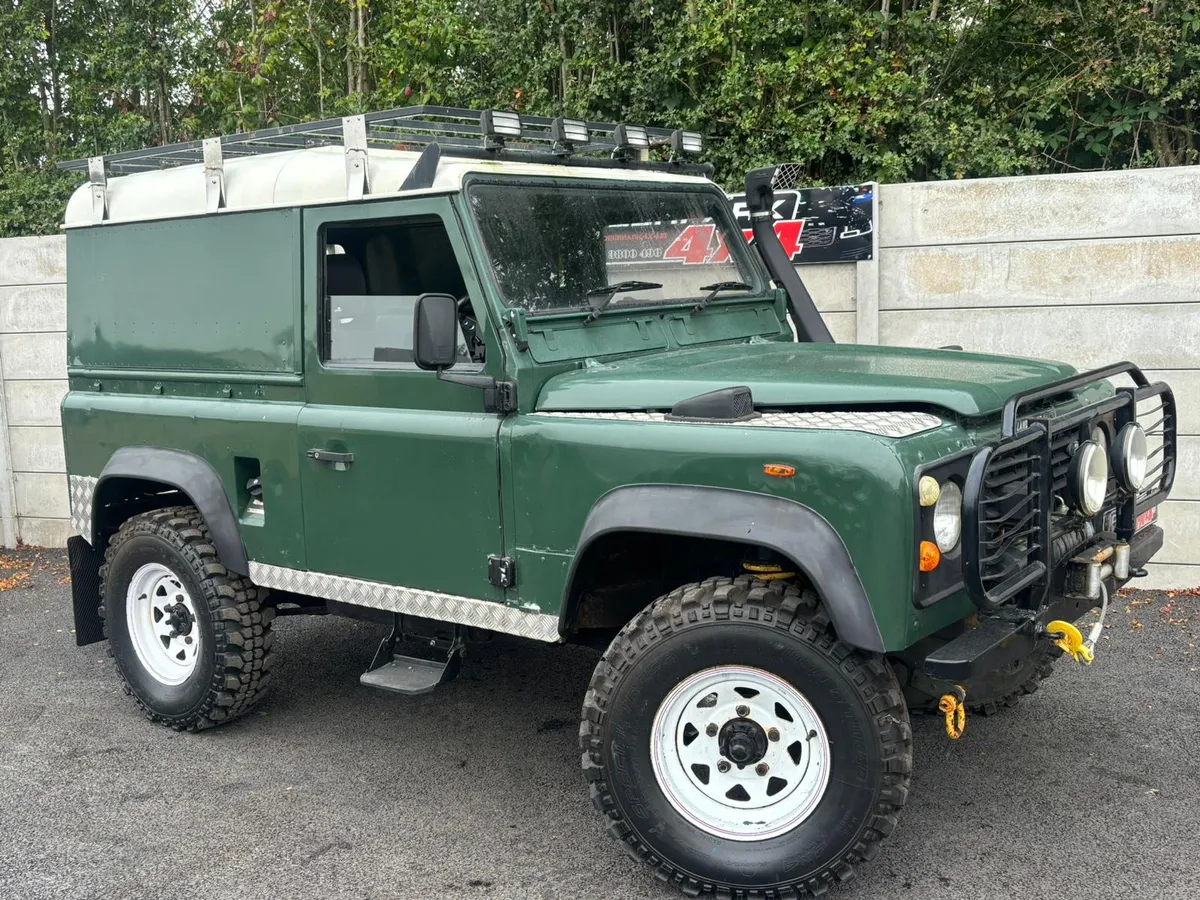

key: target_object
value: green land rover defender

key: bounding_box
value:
[61,108,1176,898]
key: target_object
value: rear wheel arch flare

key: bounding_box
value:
[93,447,249,575]
[561,484,885,652]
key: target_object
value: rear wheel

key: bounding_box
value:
[100,506,275,731]
[581,576,911,898]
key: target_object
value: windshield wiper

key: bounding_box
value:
[691,281,753,315]
[583,281,663,324]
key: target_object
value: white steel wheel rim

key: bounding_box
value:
[650,665,831,842]
[125,563,201,686]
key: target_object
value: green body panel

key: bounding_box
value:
[61,393,307,567]
[67,210,301,376]
[60,174,1096,654]
[295,196,506,600]
[503,414,981,650]
[536,342,1077,416]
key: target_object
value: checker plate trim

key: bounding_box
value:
[531,409,942,438]
[69,475,99,541]
[248,562,562,643]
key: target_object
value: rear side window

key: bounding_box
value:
[321,216,473,366]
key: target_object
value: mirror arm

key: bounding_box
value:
[437,370,518,413]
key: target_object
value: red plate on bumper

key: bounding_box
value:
[1136,506,1157,531]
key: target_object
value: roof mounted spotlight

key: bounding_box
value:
[550,116,589,156]
[480,109,522,150]
[669,129,703,161]
[612,124,650,160]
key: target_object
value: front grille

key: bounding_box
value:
[964,364,1177,610]
[974,431,1047,603]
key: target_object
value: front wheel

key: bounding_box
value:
[580,576,911,898]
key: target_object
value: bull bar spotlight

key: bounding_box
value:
[1114,423,1149,491]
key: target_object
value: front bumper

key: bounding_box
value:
[924,524,1162,681]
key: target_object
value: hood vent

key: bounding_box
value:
[665,386,759,423]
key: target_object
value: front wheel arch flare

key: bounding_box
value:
[562,484,885,652]
[94,447,249,575]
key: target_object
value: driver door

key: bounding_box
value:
[297,197,507,601]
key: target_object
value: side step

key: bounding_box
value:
[359,620,463,696]
[361,654,458,695]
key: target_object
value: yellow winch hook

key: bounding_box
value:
[938,685,967,740]
[1047,620,1094,665]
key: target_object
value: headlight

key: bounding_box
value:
[1114,423,1148,490]
[933,481,962,552]
[1070,440,1108,515]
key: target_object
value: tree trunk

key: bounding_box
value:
[159,63,170,144]
[46,0,61,141]
[347,1,355,96]
[308,0,325,117]
[357,1,367,95]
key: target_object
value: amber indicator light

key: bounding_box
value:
[763,463,796,478]
[918,541,940,572]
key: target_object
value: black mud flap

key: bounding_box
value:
[68,535,105,646]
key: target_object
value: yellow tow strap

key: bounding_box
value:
[742,562,796,582]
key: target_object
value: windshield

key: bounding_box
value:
[467,181,763,315]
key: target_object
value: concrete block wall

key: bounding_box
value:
[0,236,70,547]
[869,167,1200,589]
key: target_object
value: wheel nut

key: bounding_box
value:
[767,727,780,742]
[755,763,769,776]
[706,723,718,737]
[736,705,750,718]
[717,760,731,774]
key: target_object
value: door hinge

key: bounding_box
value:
[488,555,516,589]
[484,381,518,414]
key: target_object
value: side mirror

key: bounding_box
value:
[413,293,459,370]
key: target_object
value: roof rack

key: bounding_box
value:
[59,105,709,175]
[61,106,711,221]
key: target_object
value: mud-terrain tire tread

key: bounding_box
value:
[579,575,912,900]
[98,505,275,731]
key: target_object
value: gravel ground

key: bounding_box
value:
[1,548,1198,900]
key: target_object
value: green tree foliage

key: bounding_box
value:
[1,0,1197,235]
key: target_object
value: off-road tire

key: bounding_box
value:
[99,506,275,731]
[906,643,1061,717]
[580,575,912,899]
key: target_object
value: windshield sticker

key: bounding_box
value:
[727,182,874,264]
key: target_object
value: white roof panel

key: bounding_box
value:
[64,146,714,228]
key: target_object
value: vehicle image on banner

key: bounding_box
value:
[60,109,1176,899]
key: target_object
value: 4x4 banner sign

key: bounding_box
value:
[728,184,875,265]
[603,183,874,274]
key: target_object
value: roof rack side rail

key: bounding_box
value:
[57,105,713,178]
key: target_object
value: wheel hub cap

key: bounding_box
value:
[125,563,201,686]
[719,719,768,766]
[650,665,831,842]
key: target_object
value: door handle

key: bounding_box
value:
[307,448,354,468]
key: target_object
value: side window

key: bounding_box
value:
[322,216,481,366]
